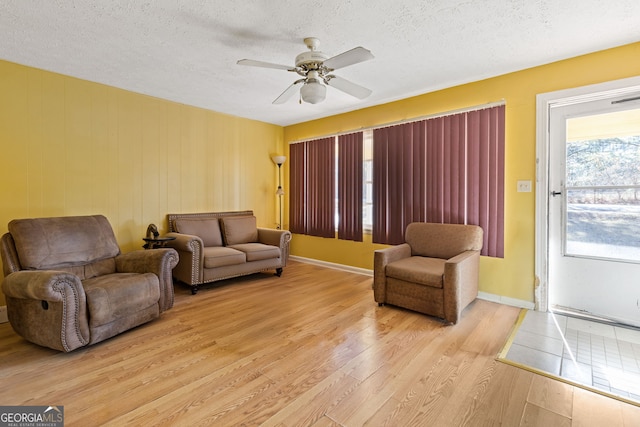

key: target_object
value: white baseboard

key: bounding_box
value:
[290,256,535,310]
[0,306,7,324]
[289,256,373,276]
[477,292,535,310]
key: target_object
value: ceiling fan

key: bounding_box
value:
[237,37,374,105]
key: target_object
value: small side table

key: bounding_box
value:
[142,236,176,249]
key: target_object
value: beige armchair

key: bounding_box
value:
[373,222,483,324]
[1,215,178,352]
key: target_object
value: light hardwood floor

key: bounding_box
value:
[1,261,639,426]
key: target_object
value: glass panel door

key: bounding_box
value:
[549,98,640,327]
[565,109,640,262]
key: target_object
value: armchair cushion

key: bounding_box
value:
[83,272,160,328]
[220,216,258,245]
[174,218,223,247]
[386,257,445,288]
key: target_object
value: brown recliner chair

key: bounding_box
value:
[373,222,483,324]
[1,215,178,352]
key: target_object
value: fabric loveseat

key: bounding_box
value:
[165,211,291,294]
[373,222,483,324]
[0,215,178,352]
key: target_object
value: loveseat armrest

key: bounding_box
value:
[373,243,412,301]
[443,250,481,324]
[2,270,90,352]
[257,228,291,246]
[164,232,203,253]
[115,248,179,312]
[257,228,292,261]
[163,232,204,286]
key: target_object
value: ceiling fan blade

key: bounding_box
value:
[326,76,372,99]
[273,80,305,104]
[237,59,295,71]
[323,47,374,70]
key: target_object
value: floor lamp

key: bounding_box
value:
[272,155,286,229]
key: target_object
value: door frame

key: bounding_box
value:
[535,75,640,312]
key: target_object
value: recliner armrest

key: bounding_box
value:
[116,248,179,312]
[2,270,90,351]
[3,270,85,301]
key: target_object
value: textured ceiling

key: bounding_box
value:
[1,1,639,126]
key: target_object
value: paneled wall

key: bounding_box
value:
[0,60,284,305]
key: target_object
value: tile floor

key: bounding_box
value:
[505,309,640,402]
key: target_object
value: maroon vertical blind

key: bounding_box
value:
[426,114,467,225]
[289,137,335,238]
[372,104,505,257]
[338,132,363,241]
[373,123,428,245]
[467,105,505,257]
[289,141,307,234]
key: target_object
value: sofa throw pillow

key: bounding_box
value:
[220,216,259,245]
[174,218,223,247]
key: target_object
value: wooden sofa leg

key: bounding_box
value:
[191,285,198,295]
[275,268,283,277]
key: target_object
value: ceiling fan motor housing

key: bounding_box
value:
[238,37,373,104]
[295,51,329,69]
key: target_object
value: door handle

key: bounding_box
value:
[551,191,562,197]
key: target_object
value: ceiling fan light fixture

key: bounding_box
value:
[238,37,373,105]
[300,80,326,104]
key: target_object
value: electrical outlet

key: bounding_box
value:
[0,306,7,324]
[517,180,532,192]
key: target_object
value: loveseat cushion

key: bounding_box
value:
[203,246,246,268]
[174,218,223,247]
[385,256,445,288]
[83,272,160,328]
[220,216,258,245]
[229,243,280,262]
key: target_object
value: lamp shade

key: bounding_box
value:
[271,155,286,165]
[300,81,326,104]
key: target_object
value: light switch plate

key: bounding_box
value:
[517,180,532,192]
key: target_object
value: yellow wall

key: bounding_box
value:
[2,42,639,308]
[283,41,640,303]
[0,60,284,305]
